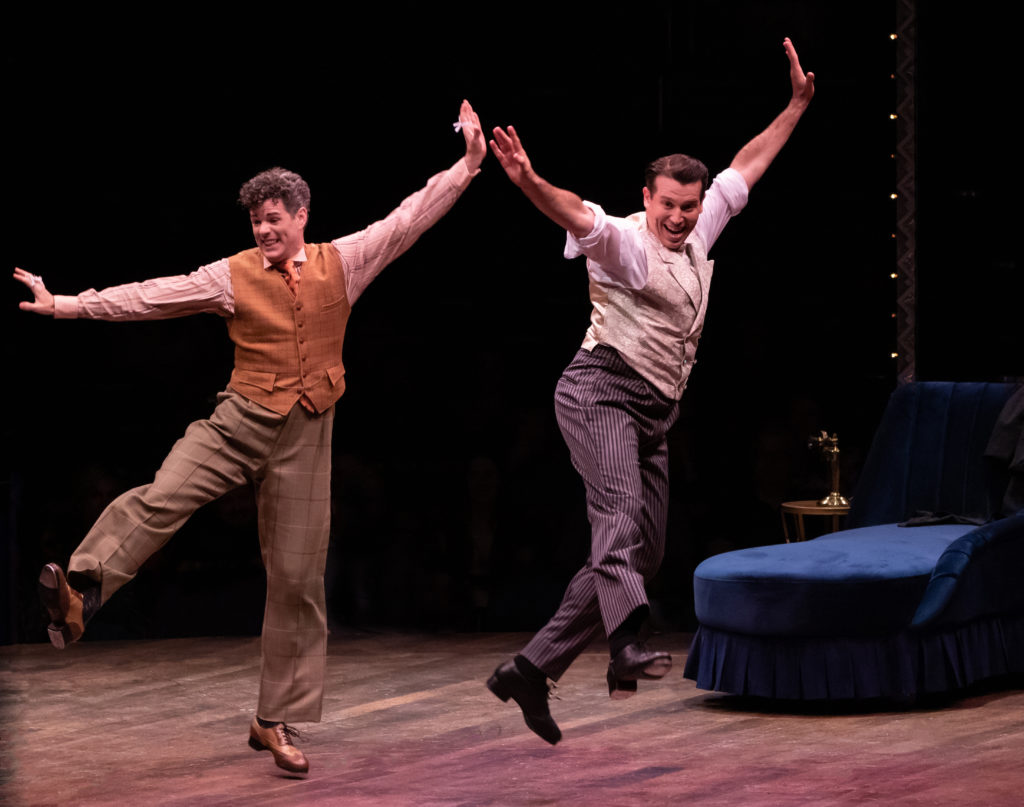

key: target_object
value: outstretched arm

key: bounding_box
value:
[729,37,815,190]
[489,126,595,238]
[13,263,234,321]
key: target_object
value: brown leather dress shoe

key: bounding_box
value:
[37,563,87,649]
[248,718,309,774]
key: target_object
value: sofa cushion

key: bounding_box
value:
[693,523,977,637]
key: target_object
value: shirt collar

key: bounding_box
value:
[262,246,308,270]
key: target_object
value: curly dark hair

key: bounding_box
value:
[645,154,708,200]
[238,167,311,215]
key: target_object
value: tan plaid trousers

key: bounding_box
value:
[68,388,334,723]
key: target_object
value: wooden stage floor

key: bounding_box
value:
[3,631,1024,806]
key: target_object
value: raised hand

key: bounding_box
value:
[13,266,55,315]
[458,99,487,172]
[728,37,816,189]
[487,124,594,236]
[783,37,815,108]
[489,125,534,188]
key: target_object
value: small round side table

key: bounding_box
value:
[780,500,850,542]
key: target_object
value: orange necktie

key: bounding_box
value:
[274,259,300,296]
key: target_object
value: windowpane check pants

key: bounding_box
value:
[522,345,679,680]
[68,389,334,723]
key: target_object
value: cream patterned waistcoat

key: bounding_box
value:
[581,211,713,400]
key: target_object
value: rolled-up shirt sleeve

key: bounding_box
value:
[53,259,234,320]
[564,201,648,290]
[693,167,749,252]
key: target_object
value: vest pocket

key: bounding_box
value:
[321,296,347,312]
[232,368,277,391]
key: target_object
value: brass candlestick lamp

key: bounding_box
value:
[808,430,849,507]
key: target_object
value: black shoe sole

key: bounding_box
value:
[611,656,673,681]
[640,657,673,679]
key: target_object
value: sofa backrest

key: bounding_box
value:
[847,382,1014,528]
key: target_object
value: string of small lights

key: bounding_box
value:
[892,2,917,384]
[890,32,899,363]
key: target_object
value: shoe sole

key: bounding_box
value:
[37,564,67,622]
[46,623,74,650]
[607,656,673,697]
[642,657,673,679]
[613,657,673,681]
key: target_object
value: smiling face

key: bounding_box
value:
[249,198,307,264]
[642,175,704,250]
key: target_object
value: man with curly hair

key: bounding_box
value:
[13,99,486,774]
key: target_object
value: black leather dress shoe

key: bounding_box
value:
[487,660,561,745]
[607,642,672,698]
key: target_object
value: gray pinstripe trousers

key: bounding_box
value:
[521,346,679,680]
[68,389,334,723]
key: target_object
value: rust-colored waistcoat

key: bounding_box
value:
[227,243,351,415]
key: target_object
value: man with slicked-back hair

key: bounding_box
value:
[486,40,814,744]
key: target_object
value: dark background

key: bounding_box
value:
[2,2,1020,644]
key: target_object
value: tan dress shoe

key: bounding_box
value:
[38,564,86,649]
[248,718,309,774]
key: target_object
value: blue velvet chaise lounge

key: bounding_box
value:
[684,381,1024,701]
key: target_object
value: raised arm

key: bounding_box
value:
[489,126,595,238]
[335,100,487,304]
[729,37,815,190]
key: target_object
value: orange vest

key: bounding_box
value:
[227,243,351,415]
